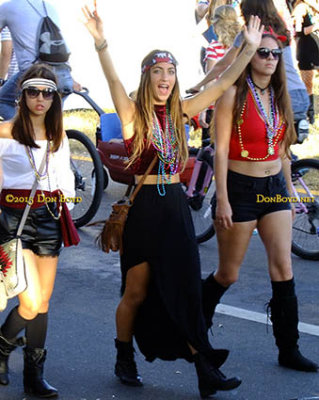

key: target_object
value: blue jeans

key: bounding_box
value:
[0,63,73,121]
[289,88,309,121]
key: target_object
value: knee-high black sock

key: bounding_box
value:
[271,278,295,298]
[25,312,48,349]
[1,306,28,340]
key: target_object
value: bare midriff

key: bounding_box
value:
[228,158,282,177]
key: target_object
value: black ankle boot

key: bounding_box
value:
[269,294,318,372]
[114,339,143,387]
[202,273,228,330]
[193,352,241,398]
[0,330,25,385]
[23,347,58,398]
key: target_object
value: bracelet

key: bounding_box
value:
[0,78,5,87]
[95,39,108,52]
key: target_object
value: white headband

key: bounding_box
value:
[21,78,57,91]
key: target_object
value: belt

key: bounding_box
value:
[135,173,180,185]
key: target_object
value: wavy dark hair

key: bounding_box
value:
[12,64,63,152]
[129,49,188,169]
[233,34,296,156]
[240,0,290,47]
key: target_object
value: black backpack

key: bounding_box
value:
[27,0,70,64]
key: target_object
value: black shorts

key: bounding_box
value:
[211,170,291,222]
[0,205,62,256]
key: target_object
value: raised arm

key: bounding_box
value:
[82,5,135,125]
[182,16,263,118]
[187,46,239,94]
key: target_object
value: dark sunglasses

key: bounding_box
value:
[256,47,282,60]
[25,87,56,100]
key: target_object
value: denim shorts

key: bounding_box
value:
[0,205,62,256]
[211,170,291,222]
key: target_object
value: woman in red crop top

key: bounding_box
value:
[83,4,264,396]
[203,33,318,372]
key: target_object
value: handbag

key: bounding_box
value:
[0,152,47,312]
[98,155,158,255]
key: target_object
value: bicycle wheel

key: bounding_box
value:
[291,158,319,260]
[66,129,104,227]
[187,181,216,244]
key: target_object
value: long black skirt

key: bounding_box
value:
[121,183,211,363]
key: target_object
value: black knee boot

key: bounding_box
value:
[308,94,315,124]
[23,347,58,398]
[0,330,25,385]
[114,338,143,386]
[269,280,318,372]
[193,352,241,398]
[202,273,229,330]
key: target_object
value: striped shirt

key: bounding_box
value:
[204,40,227,66]
[1,27,19,78]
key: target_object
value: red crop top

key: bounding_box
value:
[228,90,286,161]
[124,105,181,175]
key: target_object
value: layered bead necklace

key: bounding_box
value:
[237,76,284,161]
[151,105,179,196]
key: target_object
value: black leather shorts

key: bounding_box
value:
[212,170,291,222]
[0,205,62,256]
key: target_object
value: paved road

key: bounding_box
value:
[1,181,318,400]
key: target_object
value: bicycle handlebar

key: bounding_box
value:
[66,87,105,117]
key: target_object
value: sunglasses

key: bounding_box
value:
[25,87,56,100]
[256,47,282,60]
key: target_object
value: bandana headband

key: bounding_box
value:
[141,51,177,74]
[21,78,57,91]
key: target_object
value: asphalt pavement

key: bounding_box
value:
[0,181,318,400]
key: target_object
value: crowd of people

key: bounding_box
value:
[0,0,318,398]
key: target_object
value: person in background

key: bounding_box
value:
[292,0,319,123]
[0,0,80,121]
[0,63,76,398]
[0,27,18,87]
[188,0,311,142]
[204,31,318,373]
[200,5,241,143]
[83,3,264,397]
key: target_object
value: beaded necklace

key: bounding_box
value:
[26,141,50,180]
[151,105,179,196]
[236,76,284,161]
[26,142,62,220]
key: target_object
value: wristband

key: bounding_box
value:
[233,31,244,48]
[95,39,108,52]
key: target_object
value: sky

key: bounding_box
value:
[52,0,204,110]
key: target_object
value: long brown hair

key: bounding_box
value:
[12,64,63,152]
[240,0,290,46]
[128,50,188,168]
[233,35,296,155]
